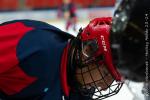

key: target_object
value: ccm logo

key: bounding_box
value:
[101,35,107,51]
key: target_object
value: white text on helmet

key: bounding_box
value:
[101,35,107,51]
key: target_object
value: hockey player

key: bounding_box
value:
[0,17,123,100]
[58,0,77,31]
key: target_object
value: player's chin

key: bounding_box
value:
[75,72,114,91]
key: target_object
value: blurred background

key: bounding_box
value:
[0,0,116,34]
[0,0,116,20]
[0,0,146,100]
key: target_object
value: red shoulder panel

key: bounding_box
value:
[0,22,37,95]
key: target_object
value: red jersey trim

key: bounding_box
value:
[60,44,70,97]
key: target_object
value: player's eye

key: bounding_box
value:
[82,40,98,58]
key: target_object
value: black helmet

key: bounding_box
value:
[110,0,149,82]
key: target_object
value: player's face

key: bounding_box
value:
[75,63,114,90]
[75,42,114,90]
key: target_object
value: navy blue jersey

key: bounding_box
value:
[0,20,74,100]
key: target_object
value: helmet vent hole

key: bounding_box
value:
[86,32,90,35]
[99,22,104,25]
[105,21,110,25]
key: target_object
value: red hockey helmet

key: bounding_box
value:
[72,17,123,99]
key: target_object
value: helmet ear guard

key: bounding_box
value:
[69,17,123,100]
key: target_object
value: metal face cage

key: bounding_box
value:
[74,39,123,100]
